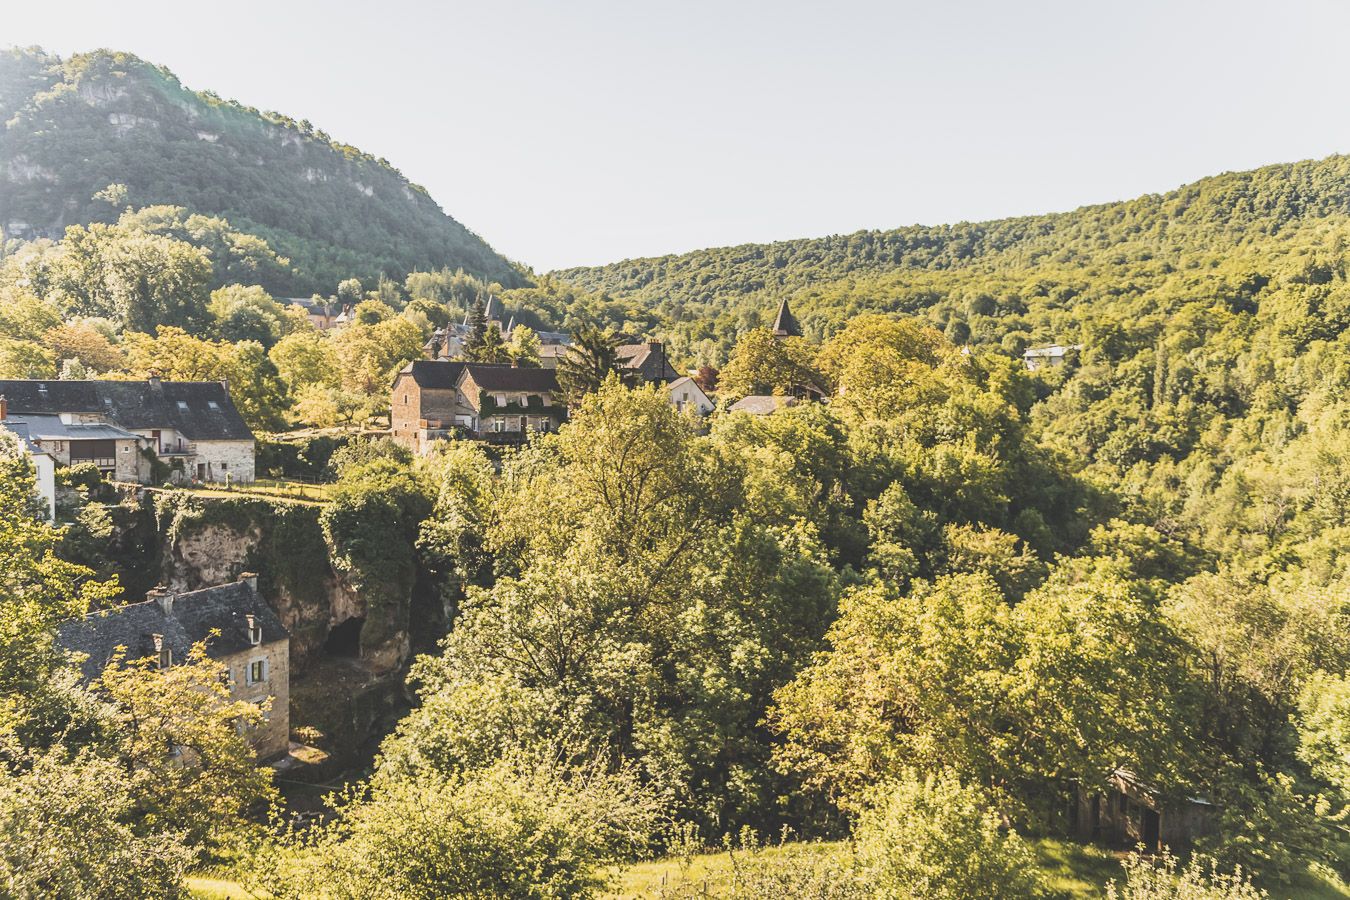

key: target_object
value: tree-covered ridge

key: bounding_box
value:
[551,154,1350,342]
[0,47,520,295]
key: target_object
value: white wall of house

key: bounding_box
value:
[29,451,55,521]
[667,379,715,416]
[190,441,256,483]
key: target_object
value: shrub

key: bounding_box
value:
[853,769,1044,899]
[1106,849,1267,900]
[257,752,663,900]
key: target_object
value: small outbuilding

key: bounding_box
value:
[1074,769,1217,851]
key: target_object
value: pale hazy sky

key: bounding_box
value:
[6,0,1350,271]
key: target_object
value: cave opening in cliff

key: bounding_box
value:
[324,616,364,658]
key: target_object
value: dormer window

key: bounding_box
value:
[494,393,507,406]
[152,634,172,669]
[246,614,262,646]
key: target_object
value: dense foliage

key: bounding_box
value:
[0,47,519,294]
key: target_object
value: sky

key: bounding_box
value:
[5,0,1350,271]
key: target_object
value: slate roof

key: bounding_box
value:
[0,420,48,456]
[617,342,680,384]
[8,413,140,442]
[0,379,253,442]
[396,360,468,390]
[772,298,802,338]
[463,364,560,393]
[729,395,798,415]
[57,580,287,682]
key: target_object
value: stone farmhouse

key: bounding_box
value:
[0,376,256,483]
[391,361,566,453]
[56,574,291,758]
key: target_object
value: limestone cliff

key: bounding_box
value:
[151,492,413,676]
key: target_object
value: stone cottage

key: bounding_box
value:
[0,376,256,483]
[56,574,291,758]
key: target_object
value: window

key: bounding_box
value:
[221,462,228,470]
[207,400,220,411]
[176,400,189,411]
[246,658,268,686]
[541,394,551,407]
[494,393,507,406]
[404,394,409,405]
[158,648,173,669]
[247,614,262,646]
[220,667,233,688]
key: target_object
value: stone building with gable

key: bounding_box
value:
[0,376,256,483]
[56,574,291,758]
[391,361,566,453]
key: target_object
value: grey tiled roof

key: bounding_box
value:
[1,420,50,455]
[0,379,254,442]
[7,413,140,442]
[57,581,287,681]
[729,395,798,415]
[617,342,680,384]
[397,360,468,390]
[463,364,560,392]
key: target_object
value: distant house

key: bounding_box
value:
[1074,769,1217,851]
[1023,344,1082,371]
[0,377,256,483]
[729,395,799,416]
[56,574,291,758]
[390,361,565,453]
[665,376,714,416]
[279,297,342,331]
[0,399,56,520]
[617,340,681,385]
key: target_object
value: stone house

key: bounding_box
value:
[56,574,291,758]
[458,365,565,439]
[0,376,256,483]
[390,361,565,453]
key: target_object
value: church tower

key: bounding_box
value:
[771,298,802,339]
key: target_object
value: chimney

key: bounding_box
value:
[0,394,6,421]
[239,571,258,593]
[147,371,162,390]
[147,585,174,616]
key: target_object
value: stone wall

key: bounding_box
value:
[191,440,256,483]
[222,637,290,758]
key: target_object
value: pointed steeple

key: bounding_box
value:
[771,298,801,338]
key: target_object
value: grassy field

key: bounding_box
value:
[188,837,1350,899]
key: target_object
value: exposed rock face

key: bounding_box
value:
[152,493,413,677]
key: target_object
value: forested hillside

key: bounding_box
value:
[0,47,519,294]
[553,155,1350,355]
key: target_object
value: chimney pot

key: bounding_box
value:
[147,586,174,616]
